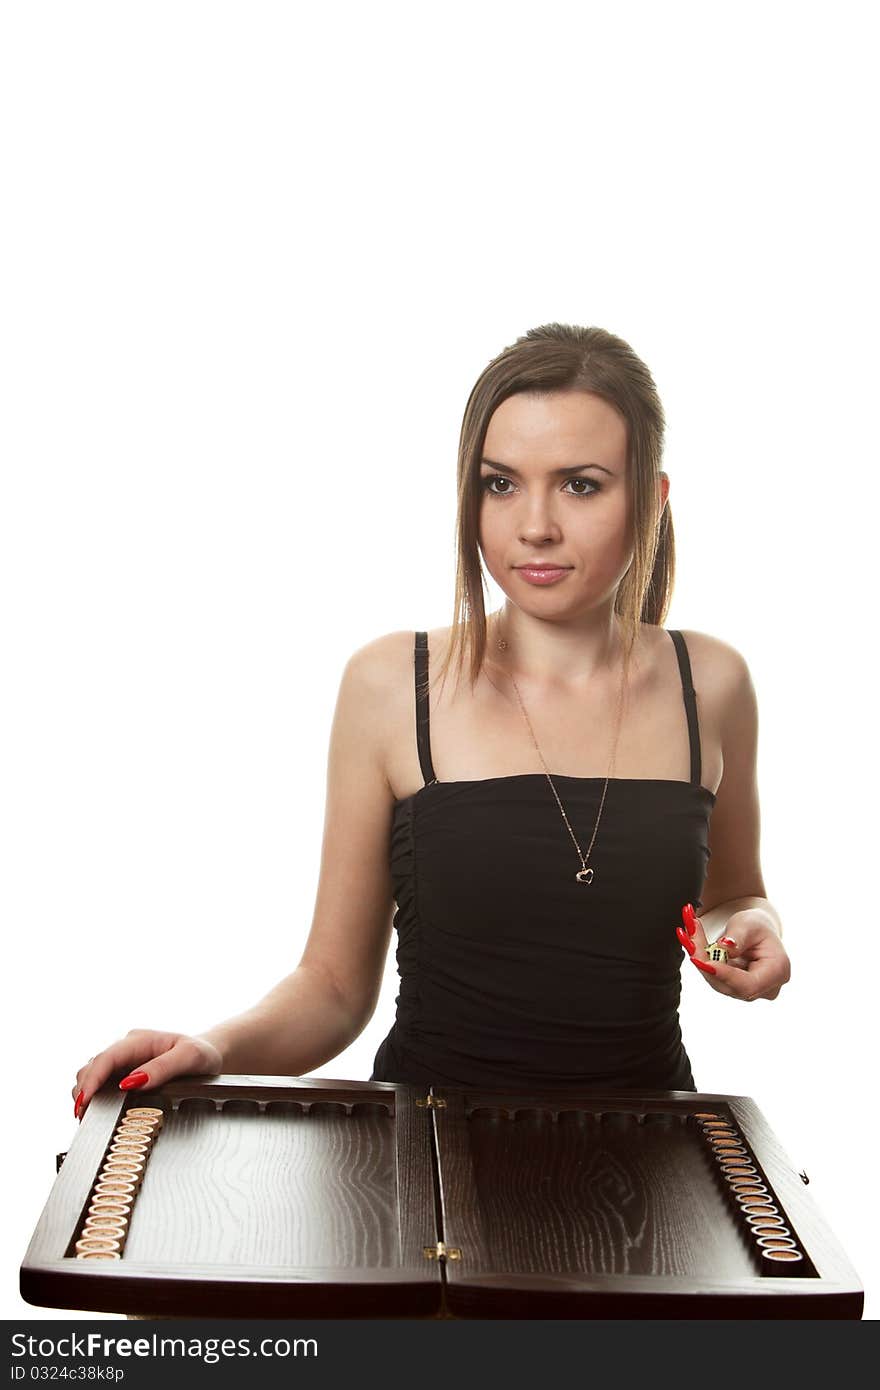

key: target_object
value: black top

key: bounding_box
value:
[370,629,716,1092]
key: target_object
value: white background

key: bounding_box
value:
[2,0,876,1322]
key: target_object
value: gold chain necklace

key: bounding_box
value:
[494,620,628,885]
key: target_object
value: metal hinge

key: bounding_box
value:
[423,1242,461,1261]
[415,1095,446,1108]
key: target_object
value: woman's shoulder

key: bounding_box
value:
[341,628,414,675]
[345,626,456,678]
[671,626,752,686]
[342,629,417,691]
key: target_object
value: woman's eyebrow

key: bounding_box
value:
[480,458,614,477]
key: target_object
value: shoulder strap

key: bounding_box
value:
[414,631,437,787]
[667,630,702,787]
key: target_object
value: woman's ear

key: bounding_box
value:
[658,471,670,516]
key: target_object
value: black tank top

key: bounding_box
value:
[370,629,716,1092]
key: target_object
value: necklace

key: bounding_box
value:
[494,618,628,885]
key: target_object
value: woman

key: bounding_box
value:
[71,323,790,1116]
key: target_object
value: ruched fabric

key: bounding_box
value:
[370,631,715,1093]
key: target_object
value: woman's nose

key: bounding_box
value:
[518,495,562,544]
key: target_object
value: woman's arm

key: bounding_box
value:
[700,894,783,942]
[194,961,372,1076]
[695,637,772,924]
[677,635,790,1000]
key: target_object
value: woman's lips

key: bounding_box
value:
[515,566,572,585]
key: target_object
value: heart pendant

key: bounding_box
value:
[576,868,594,884]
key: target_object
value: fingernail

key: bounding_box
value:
[119,1071,149,1091]
[682,903,697,937]
[676,926,696,956]
[691,957,717,976]
[719,936,736,948]
[74,1090,84,1119]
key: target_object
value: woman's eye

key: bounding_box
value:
[481,475,599,499]
[482,474,514,495]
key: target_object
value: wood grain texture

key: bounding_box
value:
[123,1101,398,1267]
[20,1076,440,1318]
[434,1088,863,1318]
[20,1079,863,1319]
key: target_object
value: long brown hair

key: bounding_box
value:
[433,322,674,697]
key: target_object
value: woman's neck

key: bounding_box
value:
[488,604,629,692]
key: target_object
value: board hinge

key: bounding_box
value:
[415,1094,446,1108]
[423,1241,461,1261]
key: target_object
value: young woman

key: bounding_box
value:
[71,323,791,1116]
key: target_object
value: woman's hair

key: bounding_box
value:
[433,322,674,696]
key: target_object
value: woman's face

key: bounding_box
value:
[479,389,643,617]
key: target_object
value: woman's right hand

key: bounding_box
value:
[71,1029,225,1120]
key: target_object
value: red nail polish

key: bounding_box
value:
[74,1090,84,1119]
[119,1071,149,1091]
[676,926,696,956]
[691,957,717,976]
[682,903,697,936]
[719,937,736,948]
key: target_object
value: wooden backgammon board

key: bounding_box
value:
[20,1075,863,1318]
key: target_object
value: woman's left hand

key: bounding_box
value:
[676,903,791,1001]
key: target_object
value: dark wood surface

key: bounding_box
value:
[20,1076,440,1318]
[20,1077,863,1318]
[435,1087,863,1317]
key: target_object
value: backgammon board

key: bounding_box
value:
[20,1075,863,1318]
